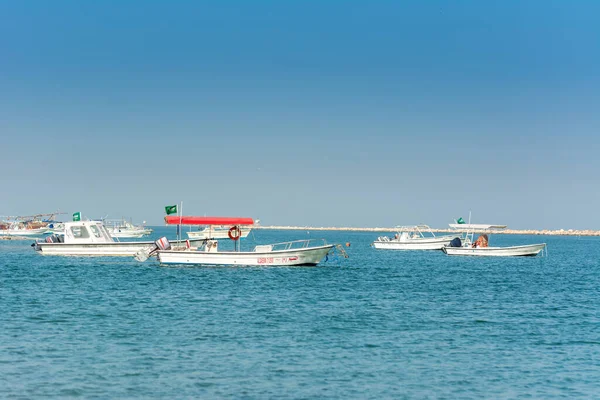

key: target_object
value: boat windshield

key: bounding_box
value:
[70,226,90,239]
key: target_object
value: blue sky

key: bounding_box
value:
[1,1,599,229]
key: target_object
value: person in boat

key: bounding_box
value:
[394,233,399,240]
[472,234,489,248]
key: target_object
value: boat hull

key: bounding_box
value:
[442,243,546,257]
[0,228,50,236]
[35,238,204,257]
[373,235,460,250]
[157,245,334,266]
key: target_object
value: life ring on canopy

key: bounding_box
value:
[228,226,242,241]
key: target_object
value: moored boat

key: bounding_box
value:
[372,225,460,250]
[186,225,252,240]
[442,242,546,257]
[0,221,49,236]
[443,219,547,257]
[104,219,153,238]
[137,216,346,267]
[33,220,201,256]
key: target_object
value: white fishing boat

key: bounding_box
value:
[442,220,546,257]
[372,225,460,250]
[136,216,346,267]
[104,219,153,238]
[442,242,547,257]
[186,225,252,240]
[33,220,201,256]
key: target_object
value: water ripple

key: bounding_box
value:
[1,231,599,398]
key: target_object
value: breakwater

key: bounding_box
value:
[255,226,600,236]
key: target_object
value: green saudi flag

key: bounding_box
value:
[73,212,81,221]
[165,205,178,215]
[457,217,465,224]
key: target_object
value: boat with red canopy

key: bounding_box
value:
[135,216,346,267]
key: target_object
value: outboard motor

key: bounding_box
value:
[134,237,171,262]
[44,234,61,243]
[155,237,171,250]
[448,237,462,248]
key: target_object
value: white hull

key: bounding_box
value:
[448,223,507,230]
[109,231,148,238]
[157,245,334,266]
[373,235,459,250]
[35,238,204,256]
[0,228,50,236]
[186,227,252,240]
[442,243,546,257]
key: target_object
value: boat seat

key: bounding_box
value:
[255,245,273,252]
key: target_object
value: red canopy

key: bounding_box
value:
[164,216,255,226]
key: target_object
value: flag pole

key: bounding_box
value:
[178,201,183,241]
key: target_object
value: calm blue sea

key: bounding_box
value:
[1,228,599,398]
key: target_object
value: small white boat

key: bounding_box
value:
[373,225,460,250]
[186,225,252,240]
[34,220,201,256]
[442,243,547,257]
[137,216,345,267]
[448,223,507,231]
[104,219,153,238]
[442,220,546,257]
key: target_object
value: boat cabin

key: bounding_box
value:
[49,221,115,244]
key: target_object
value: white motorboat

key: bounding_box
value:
[33,220,201,256]
[442,243,547,257]
[137,216,346,267]
[443,221,546,257]
[156,239,335,266]
[186,225,252,240]
[448,223,507,231]
[104,219,153,238]
[373,225,460,250]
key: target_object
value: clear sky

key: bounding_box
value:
[1,1,599,229]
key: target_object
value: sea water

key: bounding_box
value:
[1,229,599,398]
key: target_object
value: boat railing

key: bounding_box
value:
[393,225,433,238]
[253,239,328,252]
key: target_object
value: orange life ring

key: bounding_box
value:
[228,226,242,241]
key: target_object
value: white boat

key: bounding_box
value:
[33,220,201,256]
[137,216,345,267]
[0,224,50,236]
[442,243,547,257]
[104,219,153,238]
[448,223,507,230]
[443,221,546,257]
[186,225,252,240]
[47,222,65,234]
[372,225,460,250]
[0,221,49,236]
[0,212,68,236]
[156,239,335,266]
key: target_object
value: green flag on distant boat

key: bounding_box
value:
[457,217,465,224]
[165,205,178,215]
[73,212,81,221]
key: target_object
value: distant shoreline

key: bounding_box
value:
[254,226,600,236]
